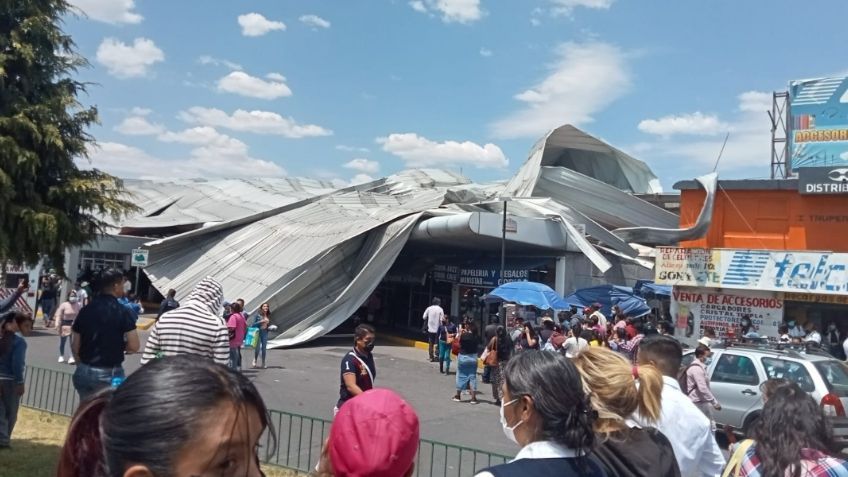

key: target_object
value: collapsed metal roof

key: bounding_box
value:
[131,125,716,347]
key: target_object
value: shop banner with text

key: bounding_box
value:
[789,76,848,171]
[671,287,784,345]
[655,247,848,296]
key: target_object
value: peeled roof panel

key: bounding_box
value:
[533,167,678,230]
[143,189,446,315]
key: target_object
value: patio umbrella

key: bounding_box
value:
[486,281,574,310]
[563,284,651,317]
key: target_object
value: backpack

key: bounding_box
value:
[678,363,696,395]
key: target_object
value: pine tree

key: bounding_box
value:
[0,0,136,271]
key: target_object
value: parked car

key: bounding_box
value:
[682,342,848,449]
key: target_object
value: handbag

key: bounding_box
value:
[484,338,499,367]
[243,326,260,348]
[451,334,461,355]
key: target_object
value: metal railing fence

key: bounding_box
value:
[22,365,510,476]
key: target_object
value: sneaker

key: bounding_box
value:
[58,356,65,363]
[68,357,76,365]
[451,396,461,402]
[252,359,257,368]
[470,400,480,405]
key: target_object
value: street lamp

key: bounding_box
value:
[499,197,512,326]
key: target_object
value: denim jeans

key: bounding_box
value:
[438,340,452,371]
[73,363,125,402]
[254,329,269,365]
[0,380,20,447]
[229,347,242,370]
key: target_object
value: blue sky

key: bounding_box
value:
[67,0,848,190]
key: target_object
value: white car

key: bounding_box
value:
[682,342,848,448]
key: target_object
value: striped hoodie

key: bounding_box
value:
[140,277,230,365]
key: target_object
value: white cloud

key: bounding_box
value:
[628,91,773,174]
[130,107,152,116]
[479,47,493,57]
[378,133,507,168]
[344,158,380,174]
[96,38,164,79]
[491,41,629,139]
[409,1,428,13]
[336,145,370,153]
[350,174,376,185]
[550,0,614,16]
[79,141,286,179]
[114,115,165,136]
[738,91,772,112]
[198,55,243,71]
[637,112,729,137]
[410,0,483,24]
[217,71,292,99]
[238,13,286,36]
[179,107,332,138]
[299,14,331,29]
[71,0,142,24]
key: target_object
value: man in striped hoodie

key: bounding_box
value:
[141,277,230,366]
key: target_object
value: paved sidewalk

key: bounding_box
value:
[23,324,517,457]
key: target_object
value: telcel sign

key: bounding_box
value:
[798,167,848,194]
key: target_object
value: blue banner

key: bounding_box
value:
[789,76,848,170]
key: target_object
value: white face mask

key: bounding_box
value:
[68,296,78,303]
[499,398,524,445]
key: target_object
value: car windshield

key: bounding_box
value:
[814,361,848,397]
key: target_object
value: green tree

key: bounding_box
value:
[0,0,136,271]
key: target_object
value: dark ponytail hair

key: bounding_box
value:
[502,351,595,455]
[57,355,275,477]
[0,311,31,356]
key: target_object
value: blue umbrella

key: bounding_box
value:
[487,281,575,310]
[564,285,651,317]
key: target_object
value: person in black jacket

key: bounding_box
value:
[572,346,680,477]
[156,288,180,319]
[474,351,605,477]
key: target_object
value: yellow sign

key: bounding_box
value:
[782,292,848,306]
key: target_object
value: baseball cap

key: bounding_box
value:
[329,388,420,477]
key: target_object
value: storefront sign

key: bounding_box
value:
[656,247,848,296]
[782,292,848,306]
[433,264,530,288]
[789,76,848,171]
[798,167,848,194]
[671,287,784,344]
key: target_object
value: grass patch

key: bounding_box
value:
[7,407,302,477]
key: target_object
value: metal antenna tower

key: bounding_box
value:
[769,91,790,179]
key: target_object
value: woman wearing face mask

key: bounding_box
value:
[57,354,274,477]
[55,291,82,365]
[474,351,605,477]
[436,315,457,375]
[572,347,679,477]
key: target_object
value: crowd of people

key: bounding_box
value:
[5,273,848,477]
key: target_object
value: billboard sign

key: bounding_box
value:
[798,166,848,194]
[789,76,848,171]
[655,247,848,295]
[671,287,783,345]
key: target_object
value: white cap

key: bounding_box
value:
[698,336,712,348]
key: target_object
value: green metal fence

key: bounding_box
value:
[22,365,510,476]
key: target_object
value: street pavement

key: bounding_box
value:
[22,323,518,458]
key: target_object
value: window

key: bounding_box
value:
[815,361,848,397]
[79,251,129,272]
[762,358,815,393]
[712,354,759,386]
